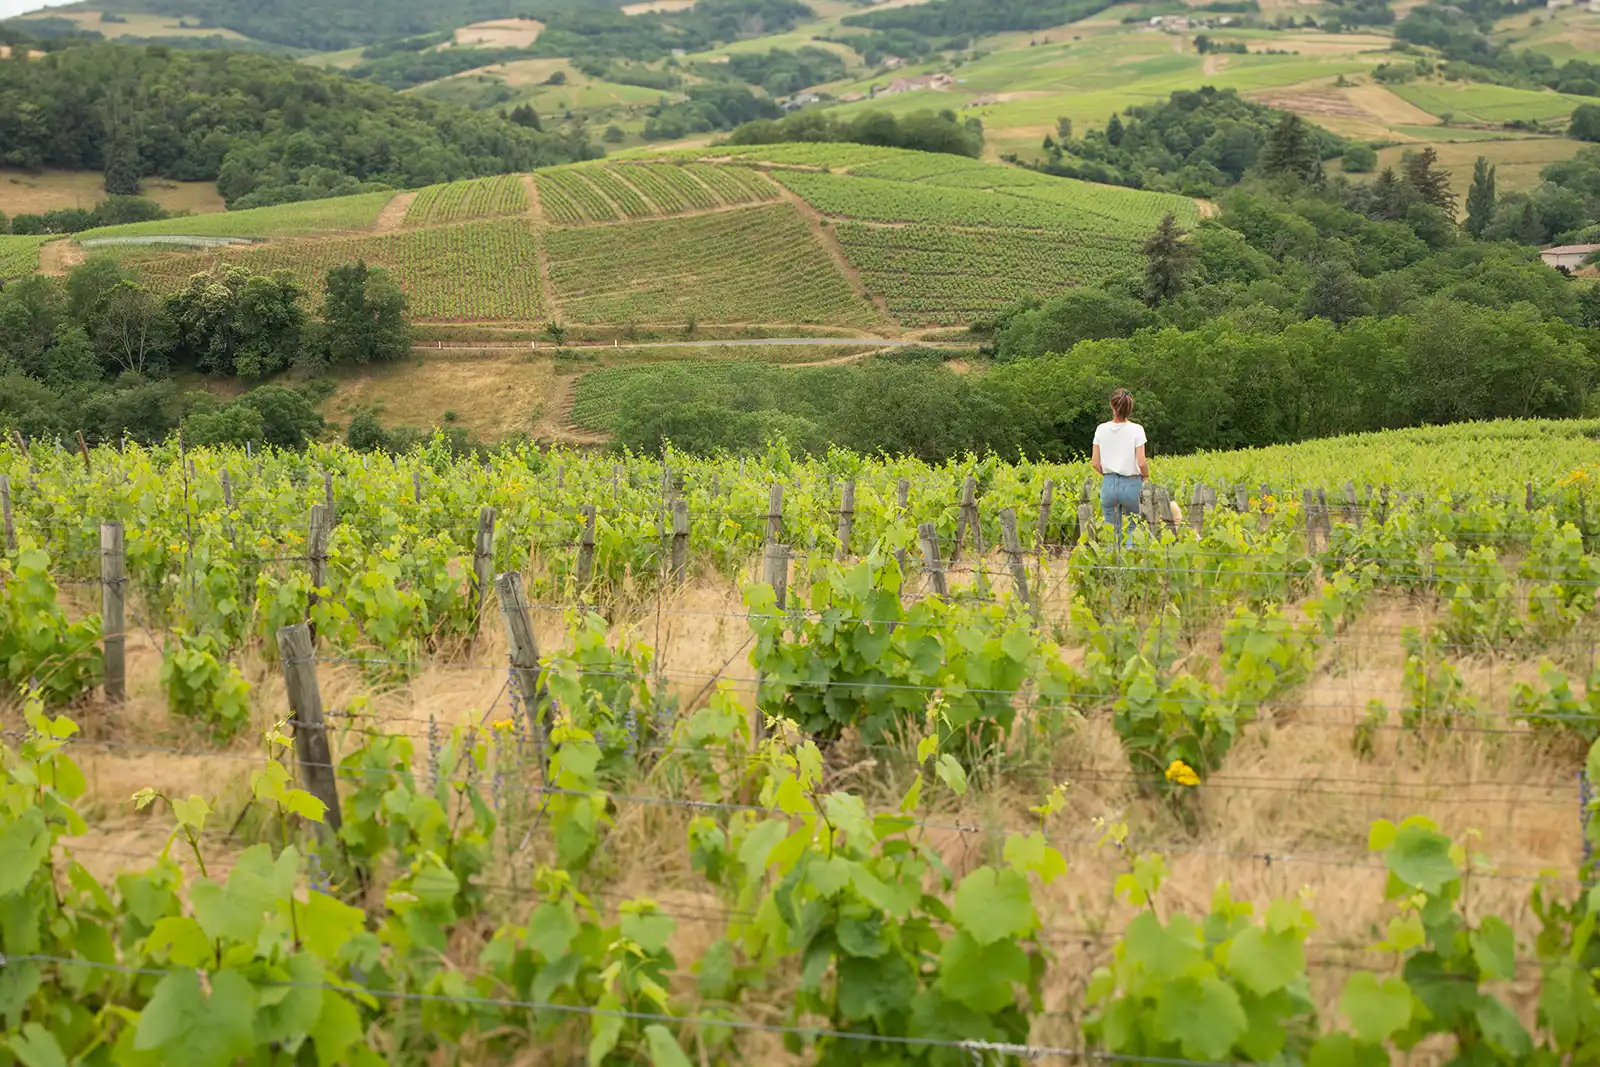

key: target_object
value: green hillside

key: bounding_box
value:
[63,146,1195,331]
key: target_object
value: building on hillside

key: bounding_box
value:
[1548,0,1575,11]
[782,92,822,111]
[1539,243,1600,270]
[1149,14,1193,29]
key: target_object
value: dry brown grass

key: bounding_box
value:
[0,169,225,217]
[620,0,696,13]
[14,10,250,40]
[24,550,1591,1049]
[452,18,545,48]
[318,351,561,442]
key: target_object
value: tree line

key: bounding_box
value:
[0,257,411,450]
[0,43,599,209]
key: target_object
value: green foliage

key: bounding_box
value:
[747,551,1081,755]
[0,543,102,703]
[319,261,411,365]
[165,265,307,378]
[727,108,984,158]
[158,630,253,739]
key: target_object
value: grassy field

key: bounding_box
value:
[543,203,883,327]
[76,190,397,241]
[1494,7,1600,63]
[0,169,226,217]
[1390,81,1592,125]
[1366,136,1585,200]
[13,9,251,40]
[319,350,559,442]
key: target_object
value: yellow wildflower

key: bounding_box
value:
[1559,468,1593,489]
[491,718,516,734]
[168,543,184,555]
[1165,759,1201,787]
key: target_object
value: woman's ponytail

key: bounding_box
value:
[1111,388,1134,421]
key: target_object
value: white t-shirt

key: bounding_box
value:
[1094,420,1146,477]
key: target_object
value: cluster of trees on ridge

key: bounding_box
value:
[0,259,411,451]
[0,43,599,209]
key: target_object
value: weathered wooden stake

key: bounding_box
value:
[472,506,497,626]
[495,572,547,773]
[766,483,784,543]
[1077,501,1097,540]
[0,474,15,553]
[221,470,234,508]
[1190,485,1214,537]
[101,522,125,703]
[75,431,91,472]
[671,499,690,582]
[835,480,855,561]
[306,504,330,634]
[918,523,948,599]
[576,505,597,592]
[323,471,336,526]
[1233,484,1250,512]
[999,509,1030,609]
[762,542,789,609]
[1036,479,1055,549]
[897,478,910,510]
[1154,485,1176,535]
[276,623,343,833]
[1302,489,1319,552]
[1344,482,1361,528]
[952,476,983,561]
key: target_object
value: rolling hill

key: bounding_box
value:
[42,146,1198,332]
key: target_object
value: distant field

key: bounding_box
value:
[452,18,543,47]
[130,219,544,322]
[404,175,528,226]
[1390,81,1591,124]
[543,203,882,327]
[76,191,396,240]
[14,9,249,40]
[0,169,225,217]
[1370,136,1587,199]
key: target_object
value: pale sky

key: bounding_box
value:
[2,0,77,19]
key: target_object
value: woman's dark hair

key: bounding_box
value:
[1110,388,1134,421]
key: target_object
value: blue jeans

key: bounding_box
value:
[1101,473,1143,542]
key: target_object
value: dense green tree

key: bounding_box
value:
[319,263,411,365]
[1143,214,1194,306]
[1465,157,1496,238]
[166,267,306,378]
[1342,144,1378,173]
[1401,147,1456,213]
[1260,112,1318,183]
[1105,113,1124,147]
[102,129,141,197]
[1571,104,1600,142]
[992,289,1153,360]
[1302,261,1372,324]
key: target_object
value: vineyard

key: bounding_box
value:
[404,175,530,226]
[533,163,779,225]
[133,219,546,321]
[0,234,49,279]
[542,203,883,327]
[75,190,399,241]
[7,419,1600,1064]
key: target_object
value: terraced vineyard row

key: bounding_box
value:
[534,162,781,225]
[0,235,50,279]
[683,162,778,203]
[135,219,544,322]
[75,190,398,241]
[403,175,528,226]
[543,203,882,327]
[834,221,1143,325]
[612,163,718,213]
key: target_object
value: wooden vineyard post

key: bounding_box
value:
[75,431,91,472]
[755,542,790,745]
[576,505,597,593]
[1302,489,1319,553]
[1154,485,1176,535]
[472,506,497,628]
[412,471,423,505]
[276,622,343,834]
[306,504,330,635]
[1190,485,1213,537]
[897,478,910,511]
[1139,482,1157,528]
[323,471,336,526]
[1344,482,1361,529]
[1233,484,1250,513]
[999,509,1030,610]
[495,572,547,774]
[835,480,855,561]
[1036,479,1055,558]
[0,474,15,552]
[670,499,690,583]
[221,470,233,508]
[951,475,983,561]
[1077,501,1096,541]
[766,483,784,543]
[1316,488,1331,545]
[101,521,125,703]
[918,523,948,599]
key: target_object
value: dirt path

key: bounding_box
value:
[535,371,610,445]
[774,186,893,324]
[374,191,418,232]
[1194,198,1218,218]
[522,173,543,224]
[38,239,84,276]
[1202,54,1226,75]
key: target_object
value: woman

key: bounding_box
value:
[1091,387,1148,542]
